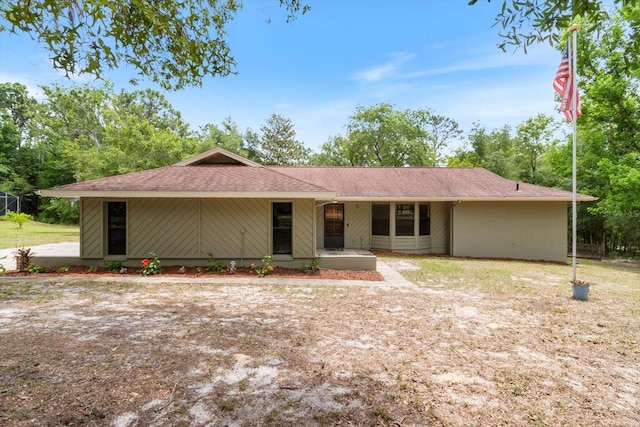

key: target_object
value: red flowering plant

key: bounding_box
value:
[140,251,161,276]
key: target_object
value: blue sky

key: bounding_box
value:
[0,0,567,153]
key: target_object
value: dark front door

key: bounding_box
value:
[324,204,344,249]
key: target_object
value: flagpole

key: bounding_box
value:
[569,24,580,283]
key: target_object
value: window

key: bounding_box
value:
[419,203,431,236]
[107,201,126,255]
[372,203,390,236]
[272,202,292,254]
[395,204,414,236]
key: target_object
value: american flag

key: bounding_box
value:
[553,43,580,122]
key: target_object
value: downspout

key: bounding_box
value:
[450,201,461,256]
[240,227,245,266]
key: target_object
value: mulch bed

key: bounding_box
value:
[3,265,384,281]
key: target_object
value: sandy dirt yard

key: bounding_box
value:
[1,261,639,426]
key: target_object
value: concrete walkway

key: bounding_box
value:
[0,242,416,288]
[0,242,80,271]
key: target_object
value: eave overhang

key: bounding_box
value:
[38,190,338,200]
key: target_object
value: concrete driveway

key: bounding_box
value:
[0,242,80,271]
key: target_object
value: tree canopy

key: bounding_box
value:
[0,0,310,90]
[471,0,639,62]
[312,104,461,167]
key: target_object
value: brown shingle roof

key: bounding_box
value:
[42,165,333,196]
[272,166,593,201]
[39,147,595,201]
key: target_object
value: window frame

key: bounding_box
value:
[272,201,293,255]
[371,203,390,236]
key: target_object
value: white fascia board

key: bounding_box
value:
[38,190,337,199]
[334,196,597,202]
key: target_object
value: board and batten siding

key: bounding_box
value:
[80,198,103,258]
[80,198,314,261]
[201,198,269,258]
[293,199,314,258]
[344,201,370,249]
[452,201,567,262]
[430,202,450,254]
[129,199,200,258]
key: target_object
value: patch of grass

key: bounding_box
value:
[0,283,34,299]
[219,400,235,411]
[0,220,79,249]
[0,283,62,302]
[392,255,640,300]
[372,407,392,421]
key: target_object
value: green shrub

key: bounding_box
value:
[39,198,79,224]
[28,265,49,274]
[206,252,226,272]
[1,211,33,229]
[104,260,123,272]
[301,257,320,274]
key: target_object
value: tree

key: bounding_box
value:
[1,211,33,229]
[513,114,559,184]
[314,104,459,167]
[413,110,463,165]
[258,114,310,165]
[0,0,310,90]
[0,82,36,174]
[470,0,639,64]
[0,83,39,213]
[568,8,640,253]
[447,123,517,179]
[195,118,246,156]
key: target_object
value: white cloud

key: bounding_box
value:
[352,51,414,83]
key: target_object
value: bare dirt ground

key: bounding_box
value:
[1,260,639,426]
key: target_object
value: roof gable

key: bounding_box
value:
[174,147,262,167]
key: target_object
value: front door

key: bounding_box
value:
[324,204,344,249]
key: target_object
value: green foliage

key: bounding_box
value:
[313,103,460,167]
[0,256,6,275]
[104,260,123,272]
[28,264,48,274]
[514,114,560,185]
[471,0,638,63]
[206,252,226,272]
[195,118,247,157]
[1,210,33,229]
[0,1,310,90]
[39,198,79,225]
[58,266,69,273]
[251,255,274,277]
[140,252,161,276]
[300,257,320,274]
[257,114,311,165]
